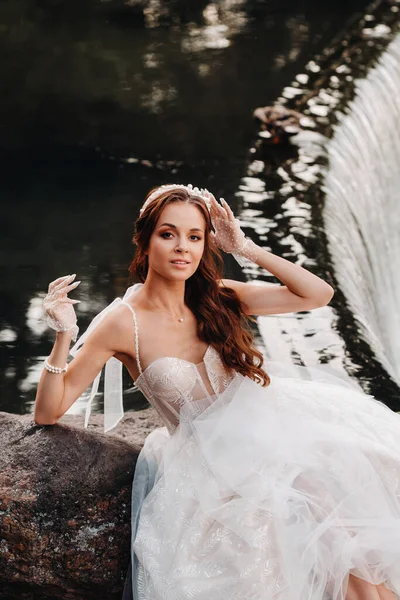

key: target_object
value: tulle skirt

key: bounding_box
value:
[123,365,400,600]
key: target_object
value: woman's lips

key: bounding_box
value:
[170,260,190,267]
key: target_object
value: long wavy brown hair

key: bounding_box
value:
[128,186,270,387]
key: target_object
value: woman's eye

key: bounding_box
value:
[160,232,202,241]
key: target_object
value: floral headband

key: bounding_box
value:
[139,183,212,214]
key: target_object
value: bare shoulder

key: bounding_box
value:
[81,303,136,357]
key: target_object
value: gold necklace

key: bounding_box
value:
[148,298,185,323]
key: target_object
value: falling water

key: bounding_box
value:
[323,32,400,385]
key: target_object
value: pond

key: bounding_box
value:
[0,0,380,418]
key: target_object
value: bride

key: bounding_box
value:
[34,184,400,600]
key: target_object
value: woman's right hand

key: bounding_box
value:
[43,274,81,341]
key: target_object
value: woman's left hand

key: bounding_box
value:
[204,191,247,254]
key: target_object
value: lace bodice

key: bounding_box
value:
[121,299,237,435]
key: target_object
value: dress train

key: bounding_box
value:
[122,366,400,600]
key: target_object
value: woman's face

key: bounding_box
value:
[147,201,207,280]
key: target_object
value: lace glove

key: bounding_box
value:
[43,274,81,342]
[204,191,259,266]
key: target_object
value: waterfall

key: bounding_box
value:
[323,32,400,385]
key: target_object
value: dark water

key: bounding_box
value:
[0,0,371,417]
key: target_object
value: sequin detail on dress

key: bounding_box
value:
[120,300,237,435]
[121,285,400,600]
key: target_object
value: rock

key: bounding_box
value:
[59,406,165,447]
[0,408,164,600]
[253,105,304,143]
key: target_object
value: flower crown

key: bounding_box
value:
[139,184,212,214]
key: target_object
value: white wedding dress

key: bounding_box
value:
[118,284,400,600]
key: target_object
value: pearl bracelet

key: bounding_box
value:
[44,357,69,374]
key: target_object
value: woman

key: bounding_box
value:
[34,184,400,600]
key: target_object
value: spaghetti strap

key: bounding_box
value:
[121,300,143,376]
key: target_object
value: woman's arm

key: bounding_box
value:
[220,242,334,316]
[34,309,126,425]
[208,193,333,315]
